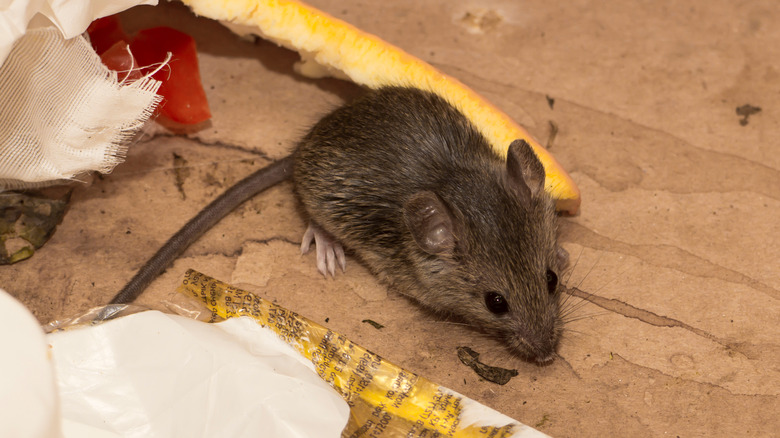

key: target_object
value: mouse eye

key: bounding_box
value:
[484,292,509,314]
[546,269,558,294]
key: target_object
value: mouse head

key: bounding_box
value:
[403,140,564,362]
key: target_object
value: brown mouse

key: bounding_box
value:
[107,86,566,362]
[294,87,565,362]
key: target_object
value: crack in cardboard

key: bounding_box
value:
[244,236,299,246]
[568,286,715,336]
[566,287,761,360]
[572,121,780,200]
[623,118,780,181]
[564,222,779,300]
[438,62,780,202]
[576,151,780,203]
[608,352,775,397]
[142,132,273,160]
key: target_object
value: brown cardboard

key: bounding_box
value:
[3,1,778,436]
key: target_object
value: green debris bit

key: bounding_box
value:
[361,319,384,330]
[0,192,69,264]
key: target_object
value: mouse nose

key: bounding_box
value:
[534,350,556,364]
[517,324,558,362]
[529,338,557,363]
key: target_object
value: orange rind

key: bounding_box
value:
[182,0,581,213]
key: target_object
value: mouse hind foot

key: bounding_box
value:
[300,222,346,277]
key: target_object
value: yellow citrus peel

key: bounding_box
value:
[182,0,581,213]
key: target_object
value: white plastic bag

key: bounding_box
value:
[0,288,349,438]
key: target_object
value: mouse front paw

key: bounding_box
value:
[300,222,346,277]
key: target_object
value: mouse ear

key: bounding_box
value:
[506,139,546,204]
[403,191,456,256]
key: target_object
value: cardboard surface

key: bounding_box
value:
[3,1,778,436]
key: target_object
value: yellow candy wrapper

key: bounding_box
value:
[177,269,549,438]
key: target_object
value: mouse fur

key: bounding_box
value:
[294,87,564,361]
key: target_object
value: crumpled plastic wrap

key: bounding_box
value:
[0,287,349,438]
[49,311,350,437]
[0,288,61,438]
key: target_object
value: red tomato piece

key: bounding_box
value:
[130,27,212,124]
[100,41,142,82]
[87,15,128,55]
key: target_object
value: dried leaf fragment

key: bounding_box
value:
[457,346,518,385]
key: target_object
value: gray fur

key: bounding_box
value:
[294,87,563,361]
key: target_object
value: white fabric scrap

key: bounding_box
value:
[0,27,162,190]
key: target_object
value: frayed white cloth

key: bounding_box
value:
[0,28,162,190]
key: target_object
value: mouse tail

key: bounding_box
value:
[103,155,294,315]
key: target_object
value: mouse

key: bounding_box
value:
[106,86,566,362]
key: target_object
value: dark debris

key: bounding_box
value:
[457,346,518,385]
[0,192,70,264]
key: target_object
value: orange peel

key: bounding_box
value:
[182,0,581,213]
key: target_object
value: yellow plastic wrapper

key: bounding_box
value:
[177,269,549,438]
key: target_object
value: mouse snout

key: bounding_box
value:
[529,337,557,363]
[511,319,559,362]
[524,334,557,363]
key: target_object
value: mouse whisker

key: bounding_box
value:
[573,251,604,290]
[559,300,592,319]
[561,245,585,285]
[560,286,598,316]
[434,320,470,327]
[589,259,637,296]
[558,327,590,342]
[559,286,590,313]
[561,310,607,324]
[560,289,591,307]
[559,301,595,324]
[558,287,578,305]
